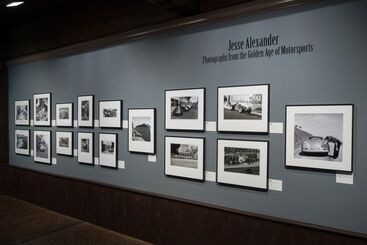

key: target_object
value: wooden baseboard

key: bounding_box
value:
[3,165,366,245]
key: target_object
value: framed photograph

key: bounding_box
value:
[217,84,269,133]
[34,130,52,164]
[165,88,205,131]
[99,133,118,168]
[15,130,30,155]
[78,132,94,165]
[99,100,122,128]
[78,95,94,128]
[217,139,269,190]
[128,108,156,154]
[285,104,354,172]
[33,93,52,127]
[56,131,73,156]
[15,100,30,126]
[56,103,73,127]
[165,136,205,181]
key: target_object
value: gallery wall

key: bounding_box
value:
[8,0,367,235]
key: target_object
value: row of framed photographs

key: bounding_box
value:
[15,130,119,167]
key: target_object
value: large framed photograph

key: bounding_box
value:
[165,136,205,181]
[34,93,51,127]
[78,95,94,128]
[15,100,30,126]
[15,130,30,156]
[78,132,94,165]
[217,84,269,133]
[56,103,73,127]
[99,133,118,168]
[34,130,52,164]
[165,88,205,131]
[217,139,269,190]
[285,104,354,172]
[56,131,73,156]
[128,108,156,154]
[99,100,122,128]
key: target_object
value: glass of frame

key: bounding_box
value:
[99,133,118,168]
[34,93,52,127]
[217,84,269,133]
[165,88,205,131]
[78,132,94,165]
[165,136,205,181]
[56,131,73,156]
[15,129,30,156]
[15,100,30,126]
[56,103,73,127]
[285,104,354,172]
[99,100,122,128]
[78,95,94,128]
[217,139,269,190]
[128,108,156,154]
[34,130,52,164]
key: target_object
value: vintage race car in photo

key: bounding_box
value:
[224,102,252,113]
[301,136,329,155]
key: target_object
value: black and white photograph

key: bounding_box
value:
[99,100,122,128]
[286,105,354,172]
[78,132,94,165]
[33,130,52,164]
[165,136,204,181]
[33,93,51,126]
[128,108,155,154]
[56,131,73,156]
[171,96,198,119]
[165,88,205,131]
[99,133,118,168]
[56,103,73,127]
[218,84,269,133]
[78,95,94,127]
[15,130,30,155]
[15,100,30,125]
[217,139,268,190]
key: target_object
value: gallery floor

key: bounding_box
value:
[0,196,151,245]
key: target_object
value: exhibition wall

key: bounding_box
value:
[8,0,367,235]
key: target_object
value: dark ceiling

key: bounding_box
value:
[0,0,255,60]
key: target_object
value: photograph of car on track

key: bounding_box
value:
[171,96,198,120]
[223,94,262,120]
[286,104,353,172]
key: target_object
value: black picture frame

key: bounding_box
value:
[98,100,123,129]
[15,99,30,126]
[55,102,74,128]
[15,129,30,156]
[128,108,156,155]
[217,84,270,134]
[77,132,94,166]
[56,131,74,157]
[78,95,94,128]
[216,138,269,191]
[33,130,52,165]
[164,135,205,182]
[284,104,354,173]
[99,133,118,169]
[33,92,52,127]
[164,87,206,132]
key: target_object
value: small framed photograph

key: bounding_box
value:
[34,93,52,127]
[128,108,156,154]
[217,139,269,190]
[99,133,118,168]
[56,131,73,156]
[217,84,269,133]
[78,132,94,165]
[15,100,30,126]
[15,130,30,155]
[78,95,94,128]
[99,100,122,128]
[34,130,52,164]
[56,103,73,127]
[165,88,205,131]
[285,104,354,172]
[165,136,205,181]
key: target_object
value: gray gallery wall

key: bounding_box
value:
[8,0,367,234]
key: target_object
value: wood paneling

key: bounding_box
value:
[3,166,367,245]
